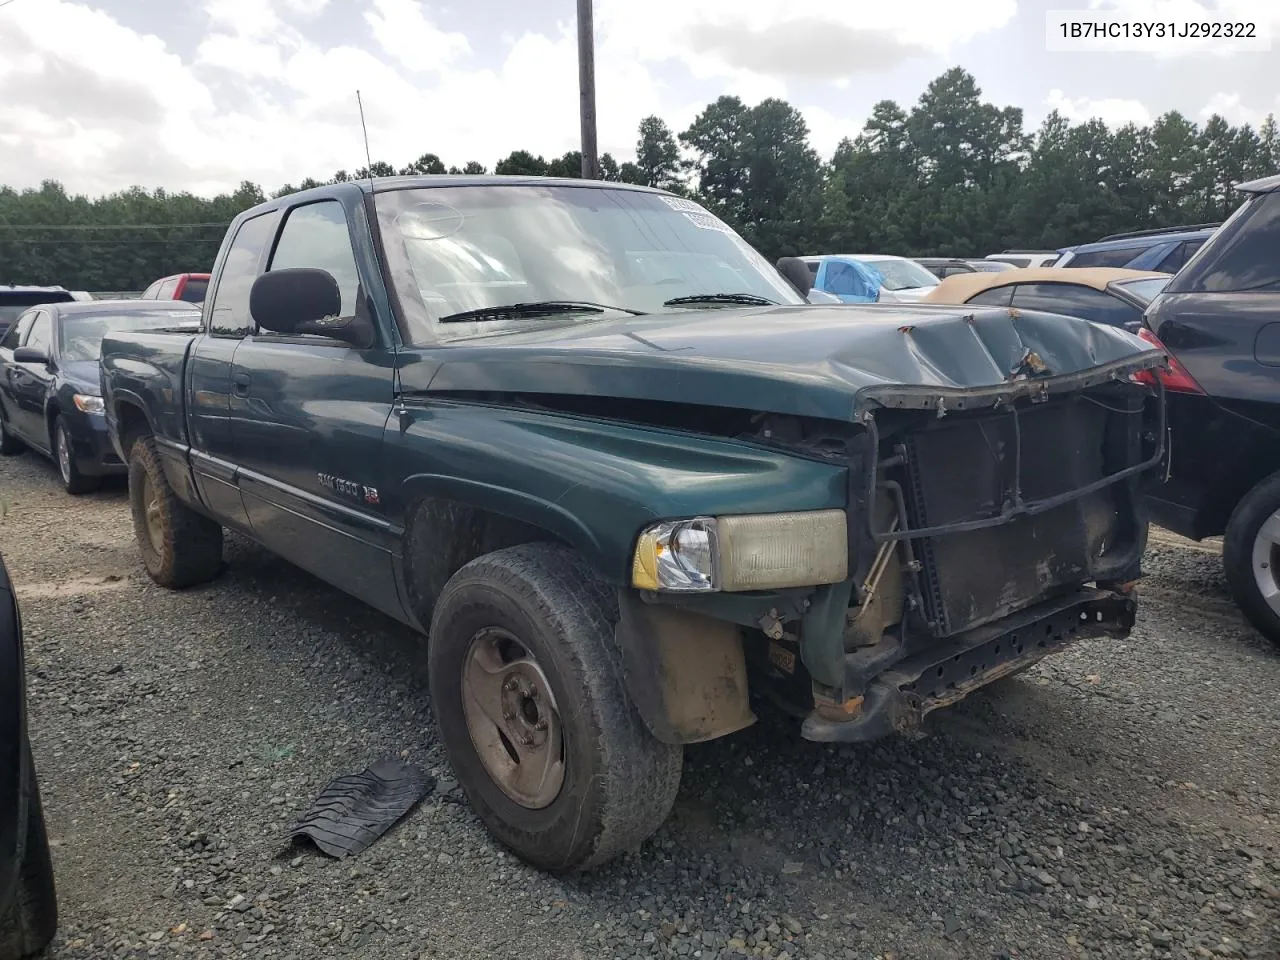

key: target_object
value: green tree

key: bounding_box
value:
[635,116,683,190]
[494,150,548,176]
[401,153,447,175]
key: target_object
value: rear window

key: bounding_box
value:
[1175,192,1280,293]
[1062,245,1146,268]
[0,292,74,332]
[179,278,209,303]
[0,290,75,308]
[59,309,201,362]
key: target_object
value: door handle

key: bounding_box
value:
[232,373,251,396]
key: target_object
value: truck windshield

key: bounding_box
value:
[374,184,804,343]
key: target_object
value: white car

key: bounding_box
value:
[801,254,941,303]
[846,255,940,302]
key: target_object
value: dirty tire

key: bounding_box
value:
[1224,472,1280,648]
[53,417,97,495]
[128,435,223,589]
[0,740,58,960]
[0,409,23,456]
[428,543,683,873]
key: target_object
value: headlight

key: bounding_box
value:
[632,509,848,593]
[73,394,105,414]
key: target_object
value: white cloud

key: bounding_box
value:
[1198,91,1280,126]
[364,0,470,72]
[1044,89,1154,128]
[0,0,1114,195]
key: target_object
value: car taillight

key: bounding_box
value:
[1132,327,1205,395]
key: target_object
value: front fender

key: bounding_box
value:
[387,401,849,583]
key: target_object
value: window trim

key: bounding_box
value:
[1006,281,1142,329]
[964,285,1015,307]
[261,197,364,335]
[23,310,54,353]
[204,209,282,340]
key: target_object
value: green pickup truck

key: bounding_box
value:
[99,176,1167,872]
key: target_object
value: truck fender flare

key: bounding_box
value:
[398,474,609,568]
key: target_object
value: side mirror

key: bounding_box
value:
[775,257,813,297]
[13,346,49,365]
[249,268,373,347]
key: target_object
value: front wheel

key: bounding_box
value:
[1224,472,1280,648]
[428,543,683,873]
[53,417,97,495]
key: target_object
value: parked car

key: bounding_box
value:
[916,258,975,279]
[139,273,211,304]
[0,300,200,493]
[101,176,1164,873]
[800,255,884,302]
[0,549,58,960]
[0,287,84,344]
[984,250,1060,268]
[803,254,940,302]
[1139,174,1280,646]
[923,267,1171,332]
[915,258,1018,279]
[1055,224,1219,272]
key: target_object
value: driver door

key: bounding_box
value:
[229,197,402,618]
[8,310,55,448]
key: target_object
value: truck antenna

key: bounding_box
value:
[356,90,376,194]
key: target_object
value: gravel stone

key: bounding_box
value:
[3,459,1278,959]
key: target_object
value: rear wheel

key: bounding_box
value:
[428,543,682,873]
[128,435,223,588]
[53,417,97,495]
[0,740,58,960]
[1223,471,1280,647]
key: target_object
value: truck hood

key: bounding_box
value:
[408,303,1165,423]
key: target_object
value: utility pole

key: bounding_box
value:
[577,0,600,180]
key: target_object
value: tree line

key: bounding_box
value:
[1,68,1276,291]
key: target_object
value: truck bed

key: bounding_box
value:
[100,327,199,452]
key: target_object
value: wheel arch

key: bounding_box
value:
[398,475,604,627]
[110,395,155,461]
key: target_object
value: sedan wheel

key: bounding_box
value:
[52,417,97,495]
[56,424,72,485]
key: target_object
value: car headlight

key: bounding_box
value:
[632,509,848,593]
[73,394,105,414]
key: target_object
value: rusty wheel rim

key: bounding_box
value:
[461,627,565,810]
[141,473,164,554]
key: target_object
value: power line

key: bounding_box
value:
[1,238,225,246]
[0,221,231,231]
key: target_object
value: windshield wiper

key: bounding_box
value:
[662,293,779,307]
[438,301,646,324]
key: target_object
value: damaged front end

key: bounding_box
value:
[609,312,1168,747]
[796,352,1166,741]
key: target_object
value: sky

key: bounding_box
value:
[0,0,1277,197]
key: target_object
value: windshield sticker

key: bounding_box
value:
[396,201,465,241]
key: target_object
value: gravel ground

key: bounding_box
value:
[2,450,1278,960]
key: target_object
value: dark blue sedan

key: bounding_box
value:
[0,301,200,494]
